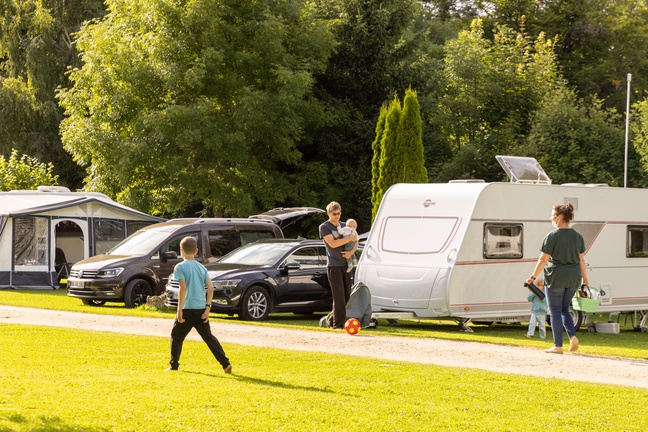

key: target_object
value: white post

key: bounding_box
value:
[625,73,632,188]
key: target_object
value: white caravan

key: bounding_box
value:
[356,156,648,330]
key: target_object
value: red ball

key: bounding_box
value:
[344,318,361,335]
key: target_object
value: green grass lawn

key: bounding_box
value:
[1,324,648,431]
[2,288,647,359]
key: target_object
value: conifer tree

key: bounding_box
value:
[398,88,428,183]
[374,96,402,219]
[371,104,388,221]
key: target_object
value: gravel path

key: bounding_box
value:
[2,305,648,389]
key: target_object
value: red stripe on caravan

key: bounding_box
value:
[456,260,536,266]
[440,217,462,254]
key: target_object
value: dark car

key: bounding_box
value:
[67,208,324,308]
[165,238,358,321]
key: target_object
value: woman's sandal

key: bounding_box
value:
[569,336,579,352]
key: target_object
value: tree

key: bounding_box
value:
[311,0,446,229]
[435,19,562,181]
[398,88,428,184]
[370,104,387,221]
[527,0,648,113]
[0,0,105,189]
[630,98,648,188]
[523,87,626,186]
[375,97,403,217]
[0,149,58,191]
[59,0,334,217]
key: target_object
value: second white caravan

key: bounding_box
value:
[356,156,648,329]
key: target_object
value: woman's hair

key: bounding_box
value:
[553,202,575,223]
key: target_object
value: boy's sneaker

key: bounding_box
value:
[224,364,232,374]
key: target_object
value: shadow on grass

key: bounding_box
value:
[183,370,336,394]
[3,413,107,432]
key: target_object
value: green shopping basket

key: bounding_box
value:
[571,285,601,312]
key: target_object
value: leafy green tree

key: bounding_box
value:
[375,97,402,216]
[398,88,427,184]
[526,0,648,113]
[0,0,105,189]
[629,98,648,187]
[436,19,561,181]
[0,149,58,191]
[59,0,334,217]
[523,87,626,186]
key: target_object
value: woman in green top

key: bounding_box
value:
[526,203,589,354]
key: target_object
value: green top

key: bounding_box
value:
[541,228,585,289]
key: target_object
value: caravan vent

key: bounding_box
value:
[495,155,551,184]
[448,179,485,183]
[37,186,71,193]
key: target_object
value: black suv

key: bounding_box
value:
[67,208,324,308]
[165,239,351,321]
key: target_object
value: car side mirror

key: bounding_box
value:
[161,251,178,262]
[282,262,301,272]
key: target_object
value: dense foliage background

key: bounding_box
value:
[3,0,648,230]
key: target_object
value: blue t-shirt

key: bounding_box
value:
[173,259,209,310]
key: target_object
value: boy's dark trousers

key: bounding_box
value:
[169,309,230,370]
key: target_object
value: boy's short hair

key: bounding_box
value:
[535,277,544,287]
[180,236,198,254]
[346,218,358,228]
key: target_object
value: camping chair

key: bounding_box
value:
[55,248,72,287]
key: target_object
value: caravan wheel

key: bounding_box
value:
[547,309,584,330]
[570,309,584,330]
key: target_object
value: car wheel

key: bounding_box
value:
[82,299,106,306]
[124,278,152,308]
[240,285,271,321]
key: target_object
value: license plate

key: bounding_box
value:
[69,280,84,289]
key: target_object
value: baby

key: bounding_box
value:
[337,218,358,273]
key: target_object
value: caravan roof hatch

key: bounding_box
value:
[496,155,552,185]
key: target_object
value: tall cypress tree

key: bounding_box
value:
[375,96,402,220]
[371,104,388,221]
[399,88,427,183]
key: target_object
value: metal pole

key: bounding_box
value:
[625,73,632,188]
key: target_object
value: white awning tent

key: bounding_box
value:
[0,186,165,289]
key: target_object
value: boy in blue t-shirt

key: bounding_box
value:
[167,236,232,373]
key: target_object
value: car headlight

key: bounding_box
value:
[97,268,124,278]
[213,279,240,290]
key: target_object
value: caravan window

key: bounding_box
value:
[627,226,648,257]
[381,217,458,254]
[483,223,523,259]
[572,223,603,251]
[13,216,48,267]
[94,219,126,255]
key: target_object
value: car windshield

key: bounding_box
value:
[108,229,169,255]
[219,242,295,266]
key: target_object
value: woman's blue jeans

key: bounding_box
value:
[546,286,579,347]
